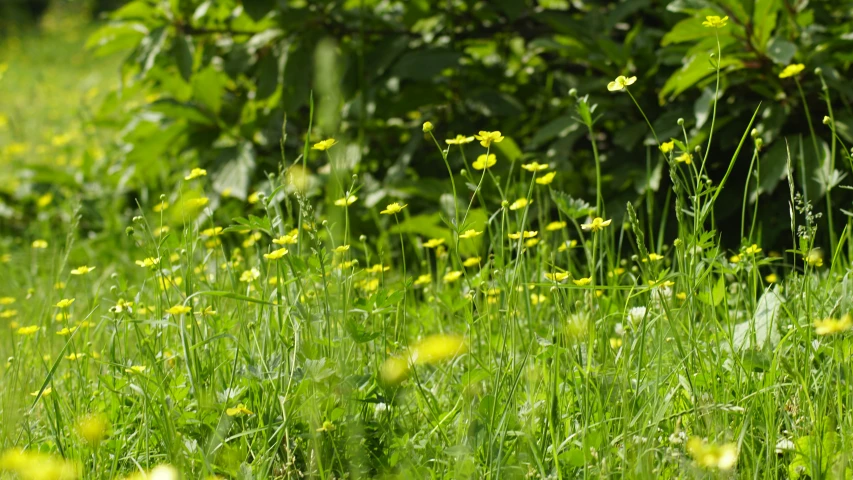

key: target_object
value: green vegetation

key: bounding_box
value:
[2,1,853,479]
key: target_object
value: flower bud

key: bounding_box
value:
[422,121,434,133]
[568,88,578,97]
[823,116,831,125]
[814,67,822,75]
[750,128,759,138]
[677,118,684,126]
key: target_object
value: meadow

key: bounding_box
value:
[1,5,853,480]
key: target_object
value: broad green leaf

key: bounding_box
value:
[752,0,780,49]
[765,36,796,65]
[213,142,256,201]
[697,274,725,306]
[659,54,743,102]
[85,23,147,57]
[732,287,783,351]
[174,34,194,82]
[550,190,594,219]
[137,26,168,78]
[192,67,226,115]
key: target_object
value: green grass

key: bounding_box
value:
[2,14,853,480]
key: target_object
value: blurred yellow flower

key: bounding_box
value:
[508,231,537,239]
[814,314,852,335]
[201,226,223,237]
[16,325,40,335]
[446,135,474,145]
[135,257,160,268]
[536,171,556,185]
[184,168,207,180]
[414,274,432,286]
[334,194,358,207]
[779,64,805,79]
[125,365,147,374]
[474,131,504,147]
[546,221,566,231]
[472,153,497,170]
[0,297,14,305]
[412,333,466,365]
[423,238,446,248]
[226,403,254,416]
[573,277,592,286]
[36,193,54,208]
[70,265,95,275]
[701,15,729,28]
[463,257,481,268]
[443,271,463,283]
[76,414,109,446]
[0,448,79,480]
[744,244,762,255]
[165,305,191,315]
[581,217,611,232]
[686,437,738,470]
[381,202,407,215]
[660,141,675,154]
[30,387,52,397]
[521,161,549,172]
[545,272,569,282]
[459,229,483,239]
[263,248,289,260]
[805,249,823,267]
[422,121,434,132]
[509,198,529,210]
[334,245,350,253]
[312,138,337,151]
[676,152,692,164]
[607,75,636,92]
[31,240,48,249]
[65,353,86,361]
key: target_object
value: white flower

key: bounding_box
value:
[627,306,647,326]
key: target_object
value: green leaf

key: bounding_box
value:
[732,287,783,351]
[175,34,194,82]
[550,190,593,219]
[242,0,274,21]
[659,54,743,102]
[148,99,215,126]
[192,67,226,115]
[137,26,169,78]
[752,0,780,49]
[85,23,147,57]
[213,142,256,201]
[391,49,462,80]
[697,274,725,306]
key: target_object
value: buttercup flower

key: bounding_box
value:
[546,221,566,231]
[422,121,434,133]
[446,135,475,145]
[686,437,738,470]
[521,162,549,172]
[508,231,537,239]
[55,298,75,308]
[381,202,408,215]
[414,274,432,286]
[536,171,556,185]
[312,138,337,151]
[660,141,675,154]
[474,131,504,147]
[573,277,592,286]
[135,257,160,268]
[184,168,207,180]
[70,265,95,275]
[263,248,289,260]
[423,238,446,248]
[509,198,530,210]
[607,75,636,92]
[779,64,805,79]
[165,305,191,315]
[459,229,483,239]
[226,403,254,416]
[334,193,358,207]
[814,314,852,335]
[32,240,48,249]
[702,15,729,28]
[676,152,692,164]
[443,271,463,283]
[463,257,481,268]
[545,272,569,282]
[472,154,497,170]
[581,217,612,232]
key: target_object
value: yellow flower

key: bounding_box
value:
[805,249,823,267]
[380,202,407,215]
[32,240,48,249]
[546,221,566,231]
[509,198,530,210]
[545,272,569,282]
[165,305,191,315]
[334,193,358,207]
[56,298,76,309]
[675,152,692,164]
[226,403,254,416]
[445,135,474,145]
[56,327,77,336]
[0,448,79,479]
[536,171,556,185]
[16,325,40,335]
[474,131,504,147]
[273,231,299,245]
[581,217,612,232]
[525,238,539,247]
[153,200,169,212]
[263,248,289,260]
[423,238,446,248]
[573,277,592,286]
[686,437,738,470]
[744,244,762,255]
[76,414,109,445]
[135,257,160,268]
[646,253,664,262]
[472,153,497,170]
[30,387,51,397]
[70,265,95,275]
[0,297,14,305]
[339,260,357,270]
[185,197,209,208]
[184,168,207,180]
[729,254,741,264]
[36,192,54,208]
[660,141,674,154]
[609,338,623,349]
[239,268,260,282]
[366,264,390,274]
[422,121,434,133]
[508,231,538,240]
[701,15,729,28]
[201,226,223,237]
[521,161,549,172]
[814,314,852,336]
[0,310,17,318]
[65,353,86,361]
[247,192,260,204]
[463,257,481,268]
[607,75,636,92]
[412,333,466,364]
[312,138,337,151]
[317,420,336,432]
[779,63,805,79]
[443,271,463,283]
[459,229,483,239]
[414,273,432,286]
[334,245,350,253]
[530,293,547,305]
[125,365,147,374]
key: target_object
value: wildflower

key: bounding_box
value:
[339,260,357,270]
[153,201,169,212]
[65,353,86,361]
[334,245,350,253]
[459,229,483,239]
[508,231,537,240]
[201,226,223,237]
[31,387,52,397]
[474,131,504,147]
[263,248,289,260]
[814,314,852,335]
[312,138,337,151]
[70,265,95,275]
[185,197,209,208]
[36,193,53,208]
[660,141,675,154]
[536,171,556,185]
[686,437,738,470]
[165,305,191,315]
[0,310,16,318]
[0,297,14,305]
[443,271,463,283]
[581,217,612,232]
[423,238,446,248]
[239,268,260,282]
[0,448,79,480]
[32,240,48,249]
[701,15,729,28]
[184,168,207,180]
[124,465,179,480]
[805,249,823,267]
[675,152,692,164]
[56,327,76,336]
[609,338,623,349]
[135,257,160,268]
[16,325,40,335]
[509,198,530,210]
[381,202,408,215]
[226,403,254,416]
[412,334,466,364]
[472,153,497,170]
[525,238,539,247]
[414,274,432,286]
[573,277,591,286]
[729,254,741,264]
[607,75,636,92]
[463,257,481,268]
[422,121,434,133]
[531,293,547,305]
[676,291,687,300]
[627,306,647,326]
[125,365,147,374]
[380,356,410,384]
[646,253,664,262]
[316,420,336,432]
[76,414,109,445]
[779,64,805,79]
[446,134,475,145]
[247,192,260,204]
[366,264,390,274]
[521,161,549,172]
[544,221,566,232]
[334,193,357,207]
[545,272,569,282]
